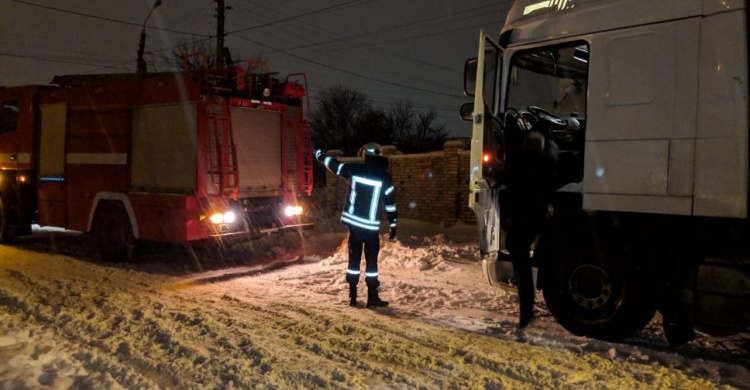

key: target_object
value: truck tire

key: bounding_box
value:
[93,201,135,262]
[0,196,15,243]
[540,224,656,340]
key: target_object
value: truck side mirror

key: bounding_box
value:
[460,102,475,121]
[464,58,478,97]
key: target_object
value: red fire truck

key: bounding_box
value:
[0,65,313,261]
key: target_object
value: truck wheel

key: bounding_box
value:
[0,196,15,243]
[542,241,656,340]
[93,201,135,262]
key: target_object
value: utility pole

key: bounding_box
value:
[137,0,162,75]
[216,0,225,69]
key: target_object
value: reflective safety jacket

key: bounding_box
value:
[316,150,397,231]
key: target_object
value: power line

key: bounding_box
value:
[343,18,505,51]
[233,34,462,98]
[170,3,216,30]
[229,10,457,90]
[10,0,210,37]
[234,4,458,75]
[0,52,132,71]
[227,0,374,35]
[278,2,509,52]
[0,42,131,63]
[143,0,373,59]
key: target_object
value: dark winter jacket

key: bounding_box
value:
[315,150,398,231]
[504,132,559,224]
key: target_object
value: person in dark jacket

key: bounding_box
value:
[315,143,397,308]
[504,130,558,328]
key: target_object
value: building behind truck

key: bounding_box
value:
[463,0,749,343]
[0,64,313,261]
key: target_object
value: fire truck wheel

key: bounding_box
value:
[93,201,135,262]
[0,196,16,243]
[541,234,657,340]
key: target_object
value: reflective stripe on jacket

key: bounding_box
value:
[316,150,397,231]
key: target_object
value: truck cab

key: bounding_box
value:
[463,0,749,342]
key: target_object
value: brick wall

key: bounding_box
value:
[311,141,477,226]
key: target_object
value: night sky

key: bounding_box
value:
[0,0,510,137]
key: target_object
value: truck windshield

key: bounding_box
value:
[507,42,588,118]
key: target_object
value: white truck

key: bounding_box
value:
[462,0,749,343]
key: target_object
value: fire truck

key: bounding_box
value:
[0,64,313,261]
[463,0,749,343]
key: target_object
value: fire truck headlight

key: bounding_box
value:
[284,205,303,217]
[209,213,225,224]
[209,211,237,224]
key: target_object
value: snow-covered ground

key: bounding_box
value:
[0,222,747,389]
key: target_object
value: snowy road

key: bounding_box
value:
[0,227,747,389]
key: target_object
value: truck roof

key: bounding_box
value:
[502,0,745,46]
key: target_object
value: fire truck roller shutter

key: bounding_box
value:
[131,102,198,193]
[230,107,283,192]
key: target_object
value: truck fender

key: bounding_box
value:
[86,192,140,239]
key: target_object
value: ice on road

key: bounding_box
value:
[0,229,746,389]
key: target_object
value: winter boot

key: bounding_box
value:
[348,284,358,307]
[366,286,389,308]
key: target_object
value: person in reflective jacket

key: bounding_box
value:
[315,143,397,308]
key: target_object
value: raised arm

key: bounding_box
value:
[315,149,351,180]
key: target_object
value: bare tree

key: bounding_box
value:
[385,100,415,143]
[310,86,392,155]
[310,86,446,155]
[388,101,447,153]
[170,38,216,71]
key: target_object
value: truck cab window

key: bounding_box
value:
[0,99,19,133]
[507,44,588,118]
[506,42,589,186]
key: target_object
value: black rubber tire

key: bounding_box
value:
[0,196,15,243]
[93,201,135,262]
[541,231,657,340]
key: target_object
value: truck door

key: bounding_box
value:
[465,30,503,256]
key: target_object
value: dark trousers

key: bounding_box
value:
[346,225,381,287]
[506,217,543,320]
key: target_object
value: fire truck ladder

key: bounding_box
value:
[206,98,239,198]
[285,73,314,196]
[298,119,313,196]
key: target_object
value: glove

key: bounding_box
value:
[314,149,324,162]
[389,227,397,241]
